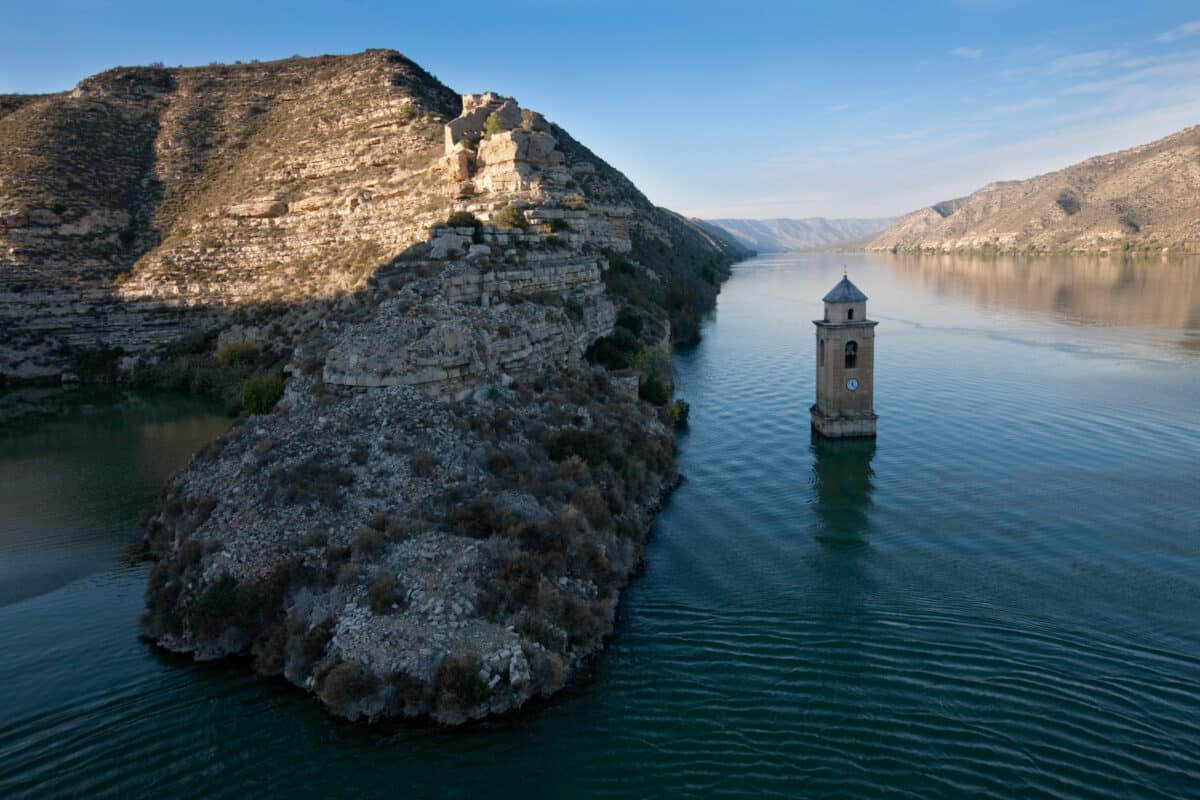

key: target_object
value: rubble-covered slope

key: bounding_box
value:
[869,125,1200,255]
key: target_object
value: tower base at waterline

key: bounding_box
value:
[810,405,878,438]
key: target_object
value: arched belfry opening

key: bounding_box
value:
[844,341,858,369]
[847,308,854,320]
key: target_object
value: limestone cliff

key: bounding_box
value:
[1,50,747,723]
[0,51,744,381]
[869,125,1200,255]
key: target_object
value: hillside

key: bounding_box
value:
[0,50,744,381]
[704,216,893,252]
[0,50,747,724]
[870,125,1200,254]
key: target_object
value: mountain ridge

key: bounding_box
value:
[704,216,894,252]
[869,125,1200,255]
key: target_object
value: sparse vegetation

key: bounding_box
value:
[436,654,490,708]
[367,570,399,613]
[216,341,259,367]
[410,449,437,476]
[662,399,690,428]
[492,203,527,229]
[638,376,670,405]
[444,210,481,228]
[483,112,505,140]
[1056,190,1081,216]
[271,457,355,507]
[237,371,286,415]
[73,347,123,381]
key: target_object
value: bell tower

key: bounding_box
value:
[812,273,878,438]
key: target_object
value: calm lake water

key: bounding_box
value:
[2,253,1198,798]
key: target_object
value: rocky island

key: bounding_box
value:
[0,50,747,722]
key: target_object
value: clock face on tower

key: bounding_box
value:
[846,378,859,392]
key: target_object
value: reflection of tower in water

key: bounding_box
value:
[810,434,876,540]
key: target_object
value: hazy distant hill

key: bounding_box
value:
[870,125,1200,255]
[704,217,895,252]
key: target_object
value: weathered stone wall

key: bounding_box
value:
[814,320,877,417]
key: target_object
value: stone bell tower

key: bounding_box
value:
[812,273,877,438]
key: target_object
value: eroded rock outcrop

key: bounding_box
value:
[3,50,749,723]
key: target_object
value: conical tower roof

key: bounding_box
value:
[822,275,868,303]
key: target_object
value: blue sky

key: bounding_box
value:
[2,1,1199,218]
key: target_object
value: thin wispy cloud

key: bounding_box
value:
[1060,54,1200,96]
[993,97,1054,114]
[1117,56,1157,69]
[1046,49,1124,74]
[950,46,983,58]
[1156,20,1200,43]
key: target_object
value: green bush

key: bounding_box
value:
[192,574,239,636]
[216,341,258,367]
[639,377,670,406]
[492,204,527,229]
[585,325,642,370]
[165,328,215,357]
[483,112,505,139]
[545,429,611,467]
[73,347,123,381]
[616,308,644,336]
[662,399,690,429]
[238,371,286,415]
[445,210,481,228]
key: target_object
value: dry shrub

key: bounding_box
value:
[368,570,400,613]
[435,654,490,709]
[353,526,385,558]
[410,449,437,476]
[336,562,361,586]
[318,661,380,716]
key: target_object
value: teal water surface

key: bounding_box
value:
[1,253,1198,798]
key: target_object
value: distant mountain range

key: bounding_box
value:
[870,124,1200,255]
[702,217,895,252]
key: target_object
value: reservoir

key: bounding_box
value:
[1,253,1198,798]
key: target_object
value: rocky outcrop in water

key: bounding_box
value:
[0,50,747,722]
[869,125,1200,255]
